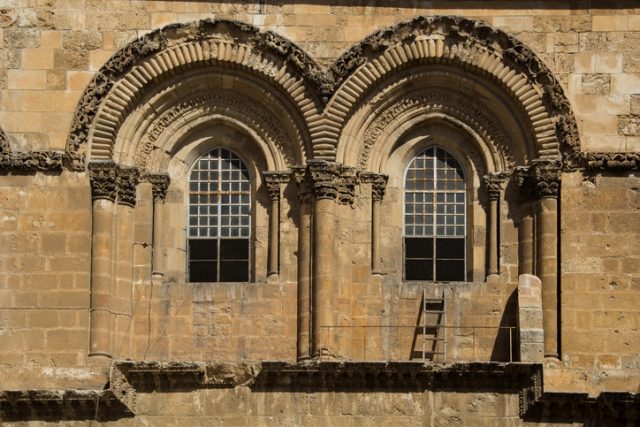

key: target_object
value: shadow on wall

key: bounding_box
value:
[490,288,519,362]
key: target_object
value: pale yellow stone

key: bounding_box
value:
[611,73,640,94]
[21,48,54,70]
[574,53,595,73]
[41,31,62,49]
[150,12,178,28]
[7,69,48,90]
[89,50,114,70]
[594,53,623,73]
[592,15,628,32]
[67,71,94,91]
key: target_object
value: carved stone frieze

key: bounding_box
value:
[117,167,140,207]
[263,171,290,201]
[584,152,640,171]
[89,162,119,202]
[136,93,295,171]
[360,89,513,170]
[360,172,388,202]
[483,172,509,201]
[147,174,170,202]
[532,160,562,199]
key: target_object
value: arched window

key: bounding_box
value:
[187,148,251,282]
[404,146,466,281]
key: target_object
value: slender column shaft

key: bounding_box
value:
[312,197,335,356]
[90,199,114,358]
[487,197,499,275]
[537,196,558,358]
[268,197,279,276]
[297,198,311,359]
[371,198,381,272]
[152,198,164,277]
[519,201,535,275]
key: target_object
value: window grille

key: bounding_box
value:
[187,148,250,282]
[404,146,466,281]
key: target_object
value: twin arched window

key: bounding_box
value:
[187,148,250,282]
[404,146,466,281]
[186,146,467,283]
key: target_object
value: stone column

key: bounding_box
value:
[148,174,170,278]
[533,160,561,359]
[515,167,535,276]
[293,167,312,360]
[361,173,388,274]
[483,173,505,277]
[308,160,341,358]
[88,162,118,358]
[263,172,290,278]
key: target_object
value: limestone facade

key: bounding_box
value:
[0,1,639,425]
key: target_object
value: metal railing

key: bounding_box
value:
[320,325,517,363]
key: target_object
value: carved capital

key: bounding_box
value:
[483,172,508,201]
[337,167,358,206]
[361,172,388,202]
[307,160,342,201]
[513,166,535,203]
[263,171,290,201]
[117,167,140,207]
[532,160,561,199]
[148,174,170,202]
[292,166,312,204]
[89,162,118,202]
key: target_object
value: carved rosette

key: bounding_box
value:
[307,161,342,201]
[483,173,508,201]
[263,171,290,201]
[532,160,562,200]
[117,168,140,207]
[89,162,118,202]
[148,174,170,202]
[361,172,388,202]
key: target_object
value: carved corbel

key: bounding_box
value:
[532,160,561,199]
[89,162,118,202]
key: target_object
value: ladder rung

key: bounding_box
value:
[423,351,445,355]
[420,324,444,328]
[423,299,444,303]
[422,337,445,341]
[423,310,444,314]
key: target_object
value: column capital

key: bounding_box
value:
[148,174,170,202]
[292,166,313,204]
[263,171,290,201]
[117,167,140,207]
[361,172,389,202]
[532,159,562,199]
[307,160,342,201]
[88,162,118,202]
[483,172,508,201]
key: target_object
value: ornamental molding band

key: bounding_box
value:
[89,162,141,205]
[67,19,323,160]
[0,126,77,173]
[583,152,640,171]
[359,88,514,171]
[134,92,298,171]
[532,159,562,199]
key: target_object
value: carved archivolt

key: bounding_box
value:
[134,92,297,171]
[68,19,322,162]
[325,16,579,163]
[359,89,515,171]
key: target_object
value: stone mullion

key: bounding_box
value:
[293,167,312,360]
[361,173,388,274]
[308,160,341,359]
[532,160,561,359]
[263,172,290,278]
[149,174,170,278]
[483,173,506,277]
[88,162,118,359]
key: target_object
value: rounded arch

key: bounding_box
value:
[326,15,580,164]
[68,19,326,167]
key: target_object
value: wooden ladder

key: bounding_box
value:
[421,289,446,362]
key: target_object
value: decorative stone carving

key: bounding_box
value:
[514,166,535,203]
[307,160,342,201]
[483,173,508,201]
[584,152,640,171]
[360,89,513,170]
[337,167,358,206]
[292,166,313,204]
[117,167,140,207]
[88,162,118,202]
[532,160,562,199]
[136,93,296,171]
[263,172,290,201]
[147,174,170,202]
[360,172,388,202]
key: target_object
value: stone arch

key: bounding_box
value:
[325,16,580,165]
[67,19,327,167]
